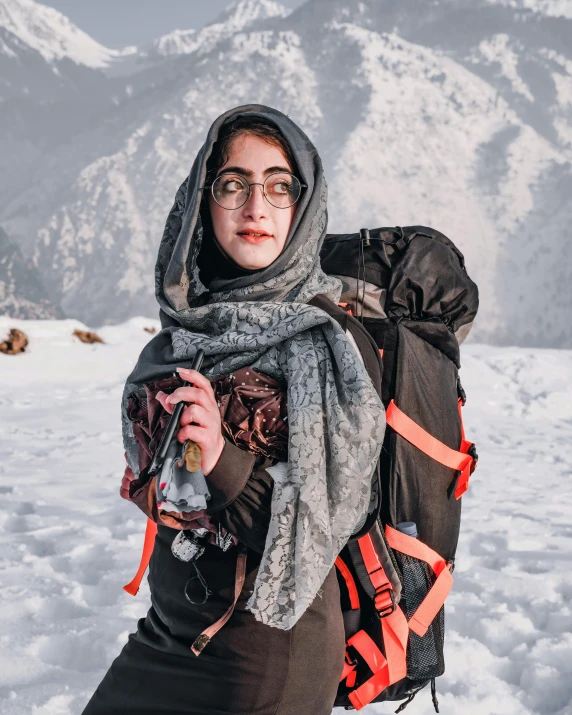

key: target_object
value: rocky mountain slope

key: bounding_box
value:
[0,0,570,345]
[0,0,134,207]
[0,226,62,318]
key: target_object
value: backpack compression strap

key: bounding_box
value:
[341,528,454,710]
[386,398,477,499]
[385,526,454,638]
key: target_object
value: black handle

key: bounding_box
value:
[148,348,205,477]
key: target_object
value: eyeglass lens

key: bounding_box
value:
[212,173,301,209]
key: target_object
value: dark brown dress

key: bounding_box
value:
[81,296,381,715]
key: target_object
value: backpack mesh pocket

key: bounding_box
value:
[394,551,445,681]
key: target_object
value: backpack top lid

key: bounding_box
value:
[320,226,479,364]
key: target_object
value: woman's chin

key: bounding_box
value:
[231,244,280,271]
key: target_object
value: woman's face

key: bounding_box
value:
[208,133,297,270]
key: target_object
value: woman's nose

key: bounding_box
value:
[242,184,268,220]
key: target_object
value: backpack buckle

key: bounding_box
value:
[345,651,358,668]
[374,586,396,618]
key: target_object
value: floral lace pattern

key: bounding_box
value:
[121,104,386,629]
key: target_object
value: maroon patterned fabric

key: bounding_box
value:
[126,367,288,469]
[125,367,288,532]
[213,367,288,462]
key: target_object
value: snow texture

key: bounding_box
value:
[0,317,571,714]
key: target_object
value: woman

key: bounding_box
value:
[82,104,385,715]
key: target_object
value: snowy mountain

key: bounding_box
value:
[0,0,570,345]
[0,226,63,318]
[145,29,198,58]
[0,0,134,208]
[486,0,572,17]
[214,0,291,29]
[0,0,116,67]
[108,0,292,75]
[151,0,291,55]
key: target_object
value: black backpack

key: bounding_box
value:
[320,226,479,712]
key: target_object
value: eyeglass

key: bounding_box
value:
[200,172,307,210]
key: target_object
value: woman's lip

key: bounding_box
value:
[237,231,273,243]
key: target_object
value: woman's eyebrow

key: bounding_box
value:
[218,165,292,177]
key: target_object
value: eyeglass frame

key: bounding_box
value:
[199,171,308,210]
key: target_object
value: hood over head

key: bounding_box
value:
[156,103,340,323]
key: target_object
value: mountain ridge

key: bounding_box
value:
[0,226,63,319]
[0,0,118,67]
[0,0,570,346]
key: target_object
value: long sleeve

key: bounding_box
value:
[206,438,274,553]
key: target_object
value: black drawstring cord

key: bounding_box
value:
[395,692,417,713]
[431,677,440,713]
[360,235,366,323]
[357,228,370,324]
[395,679,439,714]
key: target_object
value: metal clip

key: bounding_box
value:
[171,530,206,563]
[216,522,234,552]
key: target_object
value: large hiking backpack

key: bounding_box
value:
[320,226,479,712]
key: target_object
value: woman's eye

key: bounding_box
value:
[270,181,291,194]
[222,180,242,193]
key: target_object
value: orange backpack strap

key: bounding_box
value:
[358,534,409,685]
[342,534,409,710]
[335,556,360,610]
[336,556,361,690]
[344,529,454,710]
[386,398,477,499]
[123,518,158,596]
[455,397,478,497]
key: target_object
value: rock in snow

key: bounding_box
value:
[0,0,571,346]
[0,318,571,713]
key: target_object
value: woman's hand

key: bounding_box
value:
[120,451,135,501]
[155,367,224,476]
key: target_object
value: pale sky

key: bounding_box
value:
[43,0,307,48]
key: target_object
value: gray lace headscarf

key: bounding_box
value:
[122,104,386,629]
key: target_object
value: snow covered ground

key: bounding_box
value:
[0,317,571,715]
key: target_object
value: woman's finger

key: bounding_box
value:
[179,403,210,428]
[175,368,217,405]
[156,390,174,414]
[166,386,212,411]
[176,423,211,445]
[120,475,132,500]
